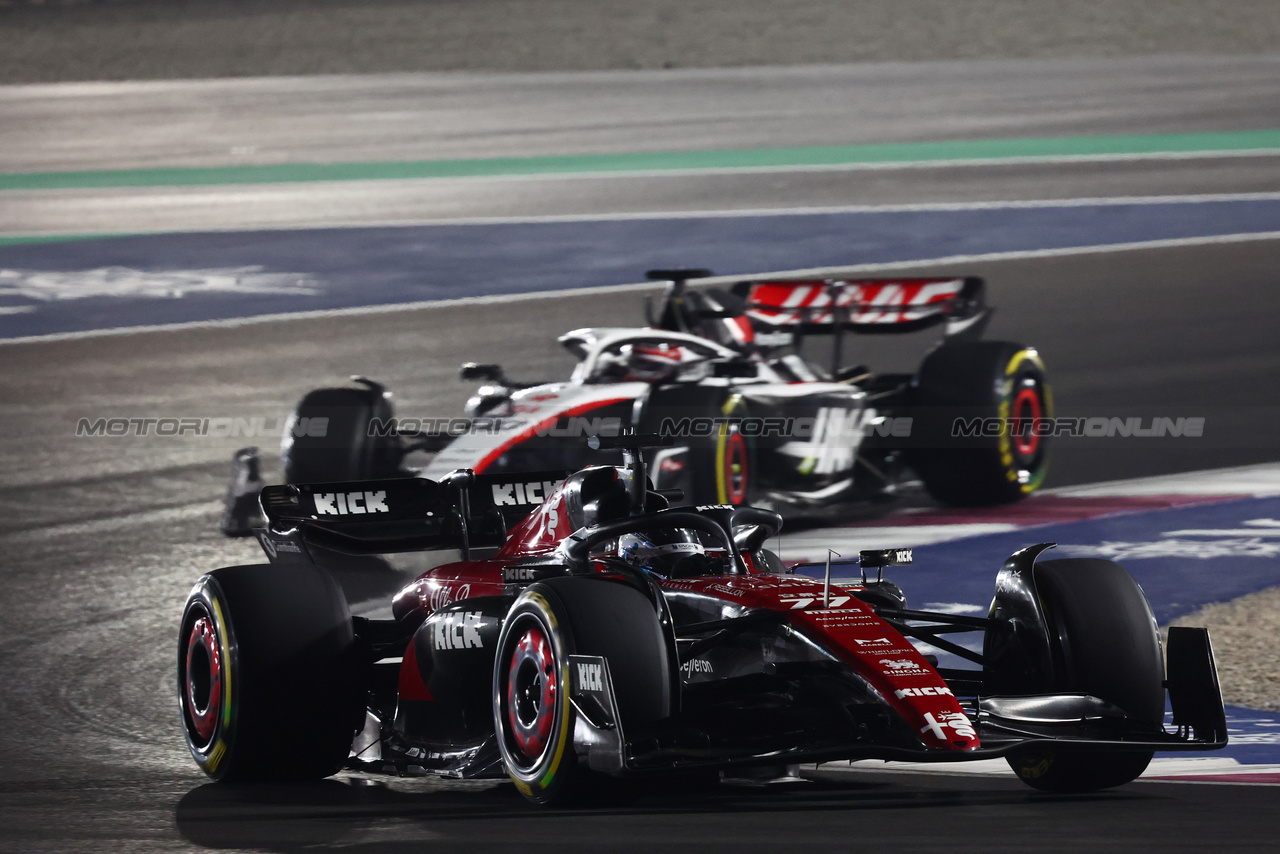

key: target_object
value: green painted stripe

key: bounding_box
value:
[3,130,1280,191]
[0,233,139,247]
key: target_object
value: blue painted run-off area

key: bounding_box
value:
[3,198,1280,338]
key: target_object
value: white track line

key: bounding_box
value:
[4,229,1280,346]
[810,757,1280,782]
[1048,462,1280,498]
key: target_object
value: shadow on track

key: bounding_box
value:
[173,771,1139,852]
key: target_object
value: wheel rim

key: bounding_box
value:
[183,612,222,746]
[722,431,749,505]
[1010,382,1044,459]
[506,625,557,766]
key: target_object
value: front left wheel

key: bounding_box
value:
[493,577,675,805]
[1003,558,1165,792]
[493,588,581,805]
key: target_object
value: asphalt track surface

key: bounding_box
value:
[3,0,1280,82]
[4,240,1280,852]
[3,57,1280,851]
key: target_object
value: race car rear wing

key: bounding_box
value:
[739,276,989,336]
[733,276,992,374]
[258,469,567,558]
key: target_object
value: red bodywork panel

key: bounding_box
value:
[390,473,978,753]
[496,478,576,557]
[394,564,978,754]
[662,574,979,752]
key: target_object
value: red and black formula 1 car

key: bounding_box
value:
[223,269,1052,534]
[186,437,1226,804]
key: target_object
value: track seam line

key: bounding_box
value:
[7,190,1280,242]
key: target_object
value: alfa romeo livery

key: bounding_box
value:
[185,436,1226,805]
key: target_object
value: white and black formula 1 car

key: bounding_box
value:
[224,269,1052,533]
[184,435,1226,805]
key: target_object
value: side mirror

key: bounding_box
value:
[460,362,504,383]
[731,506,783,553]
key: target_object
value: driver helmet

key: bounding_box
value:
[614,343,685,383]
[618,528,706,578]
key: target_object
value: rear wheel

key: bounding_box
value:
[1005,558,1164,792]
[910,341,1051,506]
[282,385,401,484]
[178,564,364,782]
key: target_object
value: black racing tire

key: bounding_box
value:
[909,341,1051,506]
[178,564,364,782]
[690,395,755,507]
[282,386,400,484]
[1008,746,1156,794]
[493,577,673,805]
[1006,558,1165,793]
